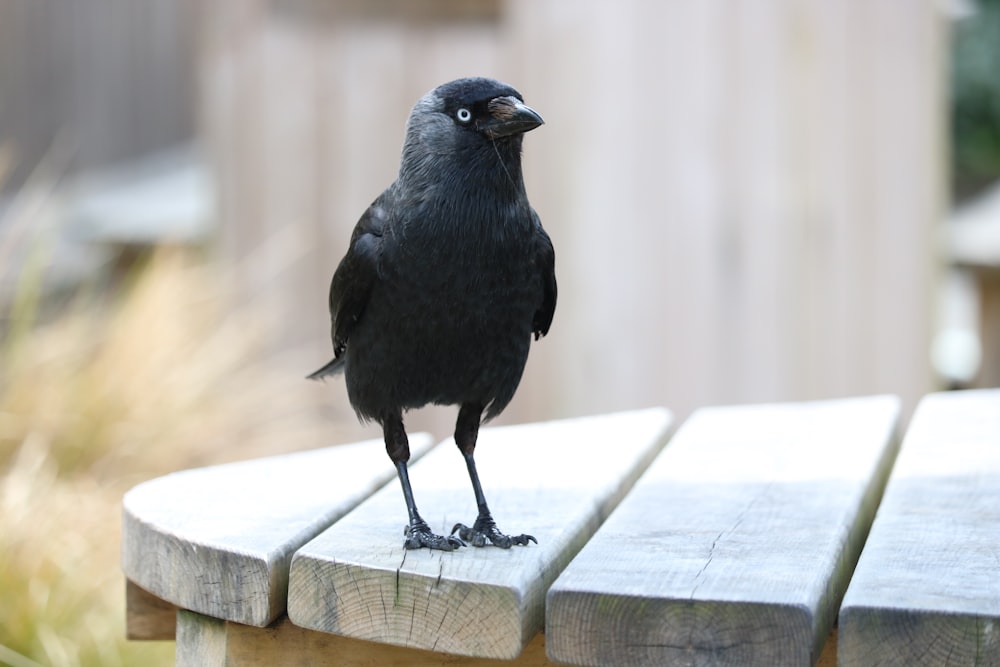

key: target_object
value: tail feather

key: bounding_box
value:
[306,357,345,380]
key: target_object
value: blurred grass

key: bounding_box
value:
[0,243,354,666]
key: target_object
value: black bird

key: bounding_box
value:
[309,77,556,551]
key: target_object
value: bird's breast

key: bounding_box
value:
[377,221,537,355]
[343,207,539,418]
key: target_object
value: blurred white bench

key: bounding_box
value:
[122,391,999,666]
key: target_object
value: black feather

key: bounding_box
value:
[309,78,555,550]
[311,77,555,423]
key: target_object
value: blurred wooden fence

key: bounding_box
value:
[201,0,946,429]
[0,0,198,192]
[509,1,947,423]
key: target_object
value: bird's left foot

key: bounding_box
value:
[451,515,536,548]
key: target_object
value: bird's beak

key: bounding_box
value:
[483,96,544,139]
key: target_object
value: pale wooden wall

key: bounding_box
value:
[509,1,947,422]
[201,1,947,433]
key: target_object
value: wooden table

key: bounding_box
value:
[123,391,999,666]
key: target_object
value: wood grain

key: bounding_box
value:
[287,408,674,659]
[839,389,1000,666]
[122,435,434,626]
[545,396,901,667]
[176,610,226,667]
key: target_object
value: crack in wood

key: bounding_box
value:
[689,484,769,599]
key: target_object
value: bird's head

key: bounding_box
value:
[399,78,543,190]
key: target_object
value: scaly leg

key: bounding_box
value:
[449,403,536,548]
[383,415,464,550]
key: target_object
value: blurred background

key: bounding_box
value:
[1,1,998,665]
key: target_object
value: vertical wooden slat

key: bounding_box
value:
[176,610,227,667]
[723,0,795,403]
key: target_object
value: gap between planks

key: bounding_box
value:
[287,408,675,660]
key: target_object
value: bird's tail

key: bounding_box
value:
[306,357,345,380]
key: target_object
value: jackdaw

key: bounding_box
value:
[309,77,556,550]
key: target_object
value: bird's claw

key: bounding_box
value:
[451,517,536,549]
[404,520,465,551]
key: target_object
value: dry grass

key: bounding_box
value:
[0,246,359,666]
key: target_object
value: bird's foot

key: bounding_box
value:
[404,519,465,551]
[451,515,536,549]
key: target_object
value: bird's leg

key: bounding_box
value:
[383,416,464,551]
[450,404,537,548]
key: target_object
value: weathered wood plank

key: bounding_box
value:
[122,435,434,626]
[125,579,178,640]
[172,610,839,666]
[177,612,557,667]
[546,396,901,667]
[839,389,1000,666]
[287,408,674,659]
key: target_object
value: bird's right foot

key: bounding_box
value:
[404,519,466,551]
[451,514,536,548]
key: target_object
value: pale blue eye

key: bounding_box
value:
[456,108,472,123]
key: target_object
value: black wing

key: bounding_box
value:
[307,200,386,379]
[531,209,557,340]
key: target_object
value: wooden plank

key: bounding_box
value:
[171,610,841,666]
[839,389,1000,665]
[287,408,674,659]
[546,395,901,667]
[126,579,178,640]
[177,613,556,667]
[122,434,435,626]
